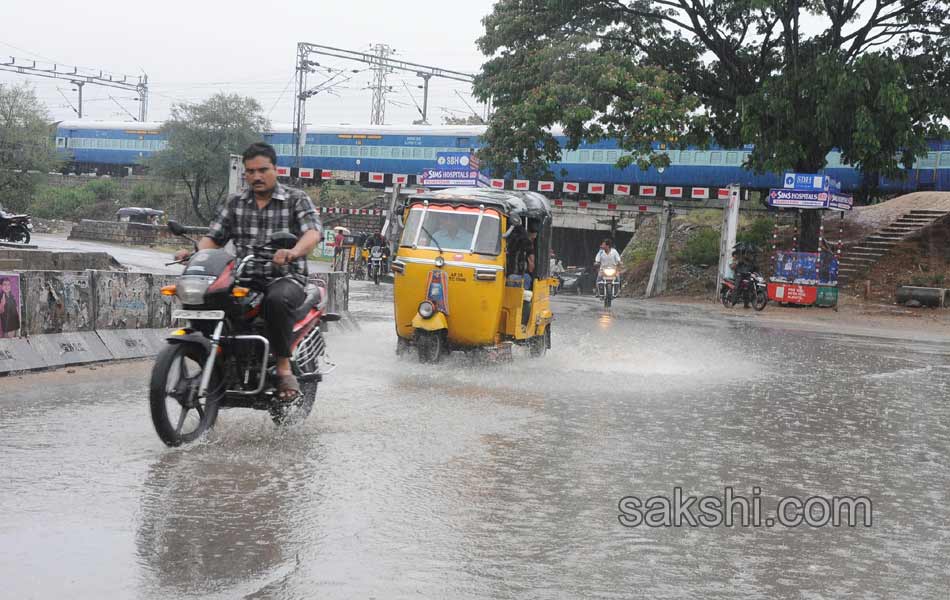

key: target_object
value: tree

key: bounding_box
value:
[0,83,60,213]
[475,0,950,250]
[149,93,268,223]
[443,114,487,126]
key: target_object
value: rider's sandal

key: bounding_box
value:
[276,373,301,404]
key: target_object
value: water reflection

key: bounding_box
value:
[135,429,325,599]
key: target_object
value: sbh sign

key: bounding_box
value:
[782,172,842,192]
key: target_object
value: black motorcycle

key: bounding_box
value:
[0,210,32,244]
[149,221,339,447]
[722,271,768,311]
[368,245,385,285]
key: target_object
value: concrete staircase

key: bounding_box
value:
[839,209,949,283]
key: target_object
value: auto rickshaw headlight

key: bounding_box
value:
[434,256,445,268]
[418,301,435,318]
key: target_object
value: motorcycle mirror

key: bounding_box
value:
[268,231,299,249]
[167,221,187,236]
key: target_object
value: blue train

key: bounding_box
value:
[54,120,950,194]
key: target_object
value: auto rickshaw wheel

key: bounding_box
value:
[396,336,411,357]
[416,331,444,363]
[528,327,549,358]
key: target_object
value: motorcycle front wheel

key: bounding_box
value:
[272,355,318,426]
[10,225,30,244]
[149,343,221,447]
[753,288,768,311]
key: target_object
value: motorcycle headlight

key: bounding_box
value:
[176,276,214,305]
[603,267,617,277]
[418,300,435,319]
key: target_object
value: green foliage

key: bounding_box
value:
[83,178,120,202]
[474,1,948,201]
[30,186,96,220]
[0,83,61,212]
[679,228,721,267]
[148,93,268,222]
[737,217,775,248]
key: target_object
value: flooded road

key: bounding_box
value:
[2,282,949,598]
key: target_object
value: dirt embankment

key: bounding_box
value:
[621,193,950,310]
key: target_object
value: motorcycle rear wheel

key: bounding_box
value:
[271,357,318,426]
[149,344,221,447]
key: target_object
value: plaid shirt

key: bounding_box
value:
[207,183,322,284]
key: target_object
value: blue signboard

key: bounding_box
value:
[782,173,841,192]
[420,152,479,187]
[768,189,853,211]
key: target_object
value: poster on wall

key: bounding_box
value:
[0,273,22,338]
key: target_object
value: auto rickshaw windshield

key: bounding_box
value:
[400,205,501,255]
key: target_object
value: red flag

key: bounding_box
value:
[490,178,505,189]
[514,179,529,190]
[298,168,314,179]
[639,185,657,197]
[393,174,408,185]
[321,170,333,179]
[613,184,631,196]
[369,172,385,183]
[563,182,579,193]
[691,187,709,199]
[538,181,554,192]
[665,186,683,198]
[718,188,730,199]
[588,183,605,194]
[276,166,290,177]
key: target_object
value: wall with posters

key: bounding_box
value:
[0,273,22,338]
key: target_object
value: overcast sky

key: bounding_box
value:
[1,0,498,126]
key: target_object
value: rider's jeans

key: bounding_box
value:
[262,278,306,358]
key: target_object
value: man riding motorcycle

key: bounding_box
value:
[173,142,323,403]
[594,238,622,297]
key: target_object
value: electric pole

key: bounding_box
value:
[0,56,148,120]
[369,43,395,125]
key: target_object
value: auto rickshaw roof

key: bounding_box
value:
[408,187,551,219]
[116,207,165,217]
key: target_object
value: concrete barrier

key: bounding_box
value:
[0,248,121,271]
[896,286,947,308]
[97,328,162,360]
[69,220,206,246]
[94,271,152,329]
[27,331,113,368]
[1,267,349,374]
[0,337,49,372]
[19,271,96,335]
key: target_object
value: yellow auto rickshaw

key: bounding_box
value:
[391,187,554,362]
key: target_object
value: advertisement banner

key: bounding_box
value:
[771,251,838,285]
[420,152,479,187]
[0,273,22,338]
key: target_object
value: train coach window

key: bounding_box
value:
[456,137,470,147]
[413,148,423,158]
[680,151,691,164]
[580,150,590,162]
[55,137,66,148]
[727,152,738,165]
[424,148,434,159]
[940,152,950,167]
[710,152,722,164]
[349,146,359,157]
[593,150,604,162]
[370,147,379,157]
[918,153,937,168]
[607,150,618,163]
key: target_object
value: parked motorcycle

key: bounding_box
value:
[721,272,767,311]
[597,267,621,308]
[0,210,33,244]
[149,221,340,447]
[368,245,385,285]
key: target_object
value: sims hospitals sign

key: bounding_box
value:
[419,152,480,187]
